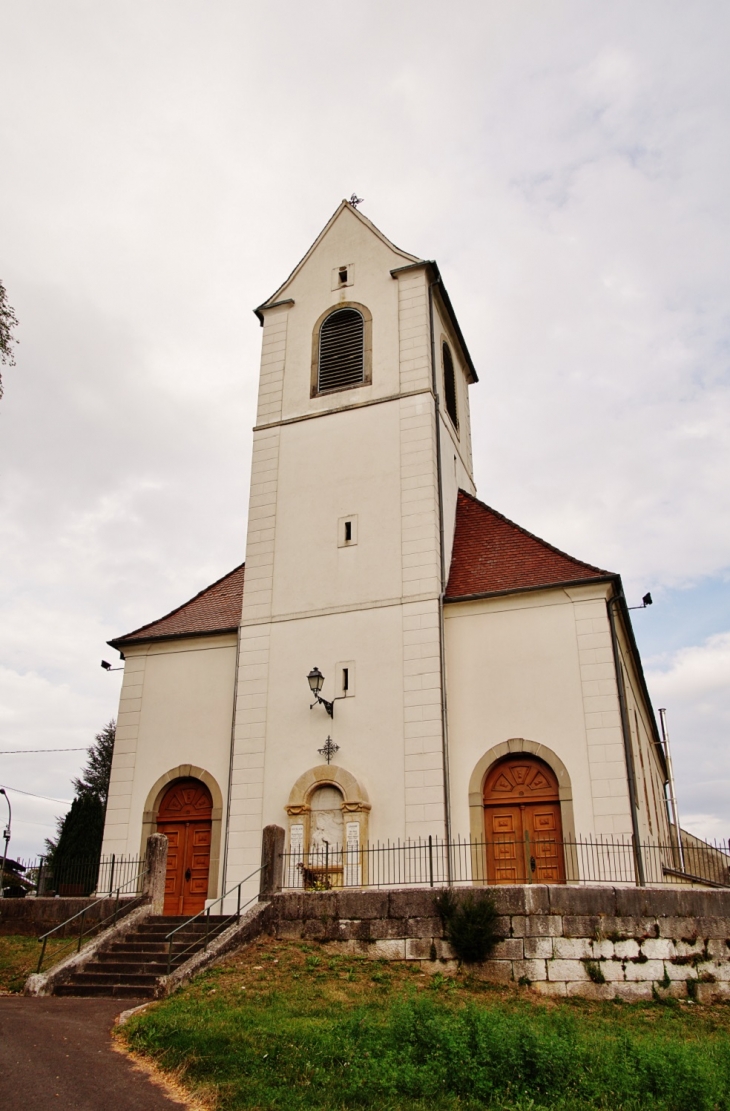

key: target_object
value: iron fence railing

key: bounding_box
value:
[15,854,145,898]
[280,834,730,890]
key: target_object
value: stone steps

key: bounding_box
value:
[55,913,231,997]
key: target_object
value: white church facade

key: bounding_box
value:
[100,201,670,913]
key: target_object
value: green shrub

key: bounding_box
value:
[583,959,606,984]
[433,888,501,964]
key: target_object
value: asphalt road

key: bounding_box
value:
[0,996,186,1110]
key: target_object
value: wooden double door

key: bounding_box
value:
[484,756,565,884]
[156,779,213,916]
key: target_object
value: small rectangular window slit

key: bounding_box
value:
[338,268,348,284]
[342,668,349,692]
[344,520,352,542]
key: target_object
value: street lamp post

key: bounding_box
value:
[0,789,11,899]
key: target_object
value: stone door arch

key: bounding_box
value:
[483,754,566,884]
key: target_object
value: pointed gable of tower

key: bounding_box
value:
[254,200,421,320]
[446,490,613,600]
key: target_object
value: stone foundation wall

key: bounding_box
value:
[0,896,141,937]
[266,885,730,1003]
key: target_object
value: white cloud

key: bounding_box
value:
[0,1,728,850]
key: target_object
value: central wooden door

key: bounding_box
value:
[156,779,213,915]
[483,756,565,884]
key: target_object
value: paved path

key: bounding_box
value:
[0,996,186,1110]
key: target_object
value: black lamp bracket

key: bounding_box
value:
[310,692,347,718]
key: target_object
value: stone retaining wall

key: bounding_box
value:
[265,885,730,1002]
[0,896,141,937]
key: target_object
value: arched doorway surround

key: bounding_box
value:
[156,779,213,915]
[483,755,565,884]
[468,740,576,884]
[285,765,370,887]
[140,765,223,901]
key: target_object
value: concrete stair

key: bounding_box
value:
[55,914,230,998]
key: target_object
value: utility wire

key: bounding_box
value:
[0,783,72,805]
[0,748,86,754]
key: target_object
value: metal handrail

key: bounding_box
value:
[36,865,149,974]
[165,865,264,974]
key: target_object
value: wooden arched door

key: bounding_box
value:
[156,779,213,915]
[483,756,565,884]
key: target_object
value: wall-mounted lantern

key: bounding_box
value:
[307,666,335,717]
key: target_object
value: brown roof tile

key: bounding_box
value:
[445,490,612,600]
[110,563,244,647]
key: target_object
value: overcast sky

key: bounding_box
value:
[1,1,729,859]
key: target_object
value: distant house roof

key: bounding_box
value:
[109,563,245,649]
[445,490,613,601]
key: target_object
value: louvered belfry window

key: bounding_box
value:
[317,308,365,393]
[443,342,459,430]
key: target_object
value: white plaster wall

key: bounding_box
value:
[101,634,237,895]
[260,605,406,843]
[444,586,632,840]
[271,401,404,617]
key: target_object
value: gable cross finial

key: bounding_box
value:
[348,193,364,208]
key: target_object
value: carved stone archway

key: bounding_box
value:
[285,766,370,886]
[140,765,223,899]
[468,739,576,848]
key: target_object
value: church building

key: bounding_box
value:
[100,201,670,913]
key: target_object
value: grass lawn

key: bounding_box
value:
[121,937,730,1111]
[0,935,68,993]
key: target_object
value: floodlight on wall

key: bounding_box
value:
[101,660,124,672]
[628,593,653,611]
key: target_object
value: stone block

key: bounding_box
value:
[524,936,553,959]
[657,917,702,940]
[388,889,437,920]
[614,982,654,1002]
[547,959,589,982]
[513,959,547,982]
[624,959,664,981]
[548,886,617,917]
[406,937,433,961]
[562,915,603,938]
[524,886,551,915]
[566,982,616,1000]
[640,938,675,960]
[422,959,459,977]
[674,938,705,957]
[495,916,511,938]
[301,891,339,919]
[533,981,567,997]
[590,939,615,959]
[614,940,640,960]
[665,962,696,982]
[492,938,524,960]
[274,920,304,939]
[704,961,730,982]
[484,887,529,915]
[696,917,730,938]
[600,959,626,982]
[434,938,455,960]
[475,960,513,984]
[302,918,327,939]
[510,916,526,937]
[337,890,389,920]
[404,917,442,938]
[360,918,404,941]
[370,939,407,960]
[273,892,305,920]
[525,915,563,937]
[553,938,593,960]
[707,939,730,960]
[696,982,730,1004]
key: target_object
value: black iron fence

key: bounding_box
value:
[281,834,730,890]
[14,854,145,898]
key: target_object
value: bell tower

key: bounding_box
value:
[224,201,477,891]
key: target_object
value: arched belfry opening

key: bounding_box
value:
[482,754,566,884]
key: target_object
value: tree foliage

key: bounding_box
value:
[45,720,116,876]
[0,278,19,399]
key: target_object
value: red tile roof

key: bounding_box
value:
[445,490,612,600]
[110,563,245,648]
